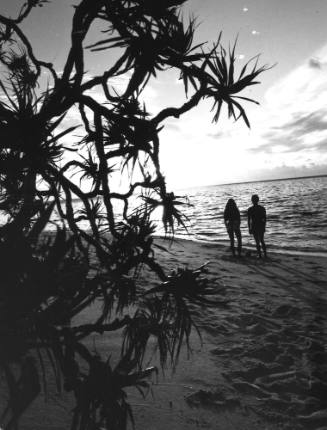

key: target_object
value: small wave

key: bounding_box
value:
[267,214,280,220]
[163,236,327,258]
[61,176,327,256]
[194,231,217,236]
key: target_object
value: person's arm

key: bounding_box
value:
[262,207,266,227]
[236,210,241,228]
[224,210,229,228]
[247,209,252,233]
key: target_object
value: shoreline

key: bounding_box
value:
[176,173,327,189]
[39,228,327,257]
[154,234,327,258]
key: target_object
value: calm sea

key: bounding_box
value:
[2,176,325,255]
[172,175,327,255]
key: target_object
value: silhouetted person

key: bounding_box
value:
[248,194,267,258]
[224,198,242,257]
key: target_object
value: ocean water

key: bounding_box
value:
[172,175,327,254]
[1,176,326,255]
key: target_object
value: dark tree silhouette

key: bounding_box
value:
[0,1,267,429]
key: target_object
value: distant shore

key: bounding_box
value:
[181,173,327,190]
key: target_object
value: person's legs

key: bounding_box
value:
[235,228,242,256]
[228,229,235,256]
[259,232,267,257]
[253,231,262,257]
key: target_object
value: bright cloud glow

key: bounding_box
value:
[159,43,327,188]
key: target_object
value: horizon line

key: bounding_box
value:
[218,173,327,187]
[177,173,327,190]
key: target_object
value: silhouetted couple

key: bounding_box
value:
[224,194,267,258]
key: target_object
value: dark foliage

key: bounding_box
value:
[0,1,267,428]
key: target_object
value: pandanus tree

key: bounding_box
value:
[0,1,267,429]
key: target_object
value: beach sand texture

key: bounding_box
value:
[1,239,326,430]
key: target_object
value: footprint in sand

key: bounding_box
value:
[298,409,327,428]
[245,323,268,335]
[272,304,302,318]
[185,389,241,411]
[210,345,243,356]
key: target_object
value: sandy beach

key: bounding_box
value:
[126,238,327,430]
[1,238,327,430]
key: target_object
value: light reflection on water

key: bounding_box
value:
[1,176,326,254]
[175,176,327,254]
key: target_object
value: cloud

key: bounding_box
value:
[246,163,327,182]
[278,111,327,135]
[206,130,230,139]
[312,139,327,152]
[173,42,327,186]
[163,122,180,132]
[309,57,322,69]
[251,110,327,154]
[78,40,327,188]
[244,42,327,167]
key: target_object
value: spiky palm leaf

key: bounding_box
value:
[205,40,269,126]
[142,191,191,236]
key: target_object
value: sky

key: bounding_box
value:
[1,0,327,188]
